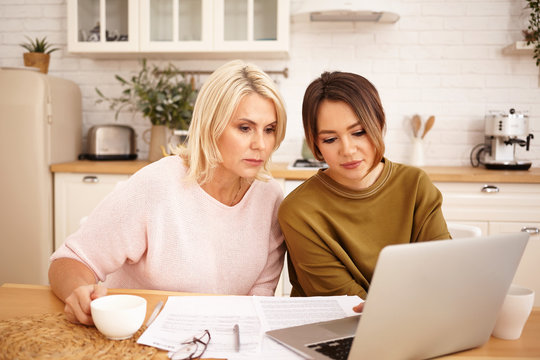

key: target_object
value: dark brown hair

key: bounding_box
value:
[302,71,386,167]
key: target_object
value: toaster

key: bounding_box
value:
[80,124,137,160]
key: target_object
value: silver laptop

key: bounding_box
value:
[266,233,529,360]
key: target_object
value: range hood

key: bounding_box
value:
[292,0,400,23]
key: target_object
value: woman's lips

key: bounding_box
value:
[341,160,362,169]
[244,159,264,166]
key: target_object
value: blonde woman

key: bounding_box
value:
[49,60,287,325]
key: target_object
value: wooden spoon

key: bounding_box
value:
[421,115,435,139]
[411,114,422,138]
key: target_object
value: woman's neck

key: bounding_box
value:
[200,169,250,206]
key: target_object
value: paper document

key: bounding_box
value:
[137,295,361,359]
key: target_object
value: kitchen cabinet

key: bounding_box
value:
[67,0,289,57]
[212,0,289,54]
[139,0,213,52]
[67,0,139,53]
[491,221,540,306]
[434,182,540,234]
[428,181,540,306]
[54,172,129,250]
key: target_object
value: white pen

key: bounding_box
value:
[233,323,240,352]
[145,300,164,327]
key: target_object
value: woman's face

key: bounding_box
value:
[217,93,277,180]
[316,99,381,190]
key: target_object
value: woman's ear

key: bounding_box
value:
[314,146,324,162]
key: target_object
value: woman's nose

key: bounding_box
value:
[341,137,355,155]
[251,131,266,150]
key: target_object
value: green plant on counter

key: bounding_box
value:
[524,0,540,66]
[96,59,198,130]
[19,36,59,54]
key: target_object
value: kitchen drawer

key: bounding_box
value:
[54,173,129,249]
[489,221,540,235]
[435,182,540,222]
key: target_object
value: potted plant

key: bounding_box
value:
[19,36,59,74]
[96,59,198,161]
[524,0,540,66]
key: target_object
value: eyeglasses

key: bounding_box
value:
[169,329,211,360]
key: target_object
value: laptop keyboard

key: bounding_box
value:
[306,336,354,360]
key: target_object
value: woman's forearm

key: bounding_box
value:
[48,258,97,302]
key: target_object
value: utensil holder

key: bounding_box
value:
[410,138,425,167]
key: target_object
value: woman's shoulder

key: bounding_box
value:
[388,160,430,183]
[280,174,321,207]
[387,160,439,194]
[123,156,188,193]
[134,155,186,178]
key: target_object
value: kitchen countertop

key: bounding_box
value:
[50,160,540,183]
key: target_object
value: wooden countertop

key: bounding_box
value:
[50,160,151,175]
[50,160,540,183]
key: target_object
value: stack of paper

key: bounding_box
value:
[137,295,361,359]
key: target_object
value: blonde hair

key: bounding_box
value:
[177,60,287,184]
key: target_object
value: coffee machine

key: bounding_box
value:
[470,108,534,170]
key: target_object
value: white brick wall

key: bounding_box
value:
[1,0,539,167]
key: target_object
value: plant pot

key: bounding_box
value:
[23,53,50,74]
[143,125,171,162]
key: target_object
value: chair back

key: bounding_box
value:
[447,222,482,238]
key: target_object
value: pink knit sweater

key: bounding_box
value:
[51,156,285,296]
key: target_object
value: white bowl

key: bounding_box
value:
[91,294,147,340]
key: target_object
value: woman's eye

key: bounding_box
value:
[265,126,276,134]
[353,130,366,137]
[322,137,337,144]
[239,125,250,133]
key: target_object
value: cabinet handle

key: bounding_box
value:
[82,176,99,183]
[481,185,499,193]
[521,227,540,234]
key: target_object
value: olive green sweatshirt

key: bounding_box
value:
[278,159,450,299]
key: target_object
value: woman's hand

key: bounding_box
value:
[64,283,108,325]
[353,302,364,313]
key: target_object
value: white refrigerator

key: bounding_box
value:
[0,68,82,285]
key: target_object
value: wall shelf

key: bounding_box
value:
[503,41,535,55]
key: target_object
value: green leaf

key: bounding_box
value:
[19,36,59,54]
[94,59,198,129]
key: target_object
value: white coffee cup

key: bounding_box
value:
[492,284,535,340]
[91,294,147,340]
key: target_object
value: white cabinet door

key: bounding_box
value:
[213,0,289,54]
[139,0,213,52]
[489,222,540,306]
[67,0,139,53]
[54,173,129,250]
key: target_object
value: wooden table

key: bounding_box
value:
[1,283,539,359]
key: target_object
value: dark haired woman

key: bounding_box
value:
[278,71,450,300]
